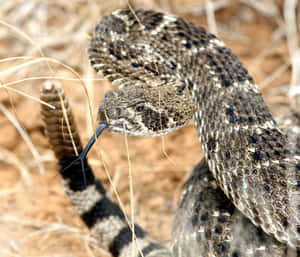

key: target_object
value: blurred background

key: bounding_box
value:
[0,0,299,256]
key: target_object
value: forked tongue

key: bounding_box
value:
[62,122,108,177]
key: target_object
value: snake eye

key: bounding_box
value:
[134,103,144,112]
[116,108,121,115]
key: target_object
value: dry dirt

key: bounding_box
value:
[0,0,298,256]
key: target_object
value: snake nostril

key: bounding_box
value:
[98,109,108,123]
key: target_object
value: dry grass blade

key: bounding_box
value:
[0,59,49,77]
[0,19,54,73]
[260,62,290,89]
[0,146,31,187]
[122,122,136,257]
[0,20,45,58]
[0,214,85,254]
[0,55,98,131]
[0,103,45,175]
[205,0,218,35]
[284,0,300,106]
[0,83,54,109]
[240,0,279,17]
[174,0,230,15]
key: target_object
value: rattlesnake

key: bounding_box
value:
[41,9,300,257]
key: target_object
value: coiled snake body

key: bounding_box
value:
[89,9,299,249]
[42,9,300,257]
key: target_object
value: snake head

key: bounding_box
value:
[98,80,196,137]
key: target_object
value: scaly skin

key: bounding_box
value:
[89,9,300,249]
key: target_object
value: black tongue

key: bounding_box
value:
[79,122,108,159]
[60,122,108,175]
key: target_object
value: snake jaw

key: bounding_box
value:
[100,116,145,136]
[98,109,139,136]
[107,119,129,134]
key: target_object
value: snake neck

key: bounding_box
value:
[185,43,300,248]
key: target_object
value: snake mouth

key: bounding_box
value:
[106,119,131,134]
[107,119,151,137]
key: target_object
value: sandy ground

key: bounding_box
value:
[0,0,299,256]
